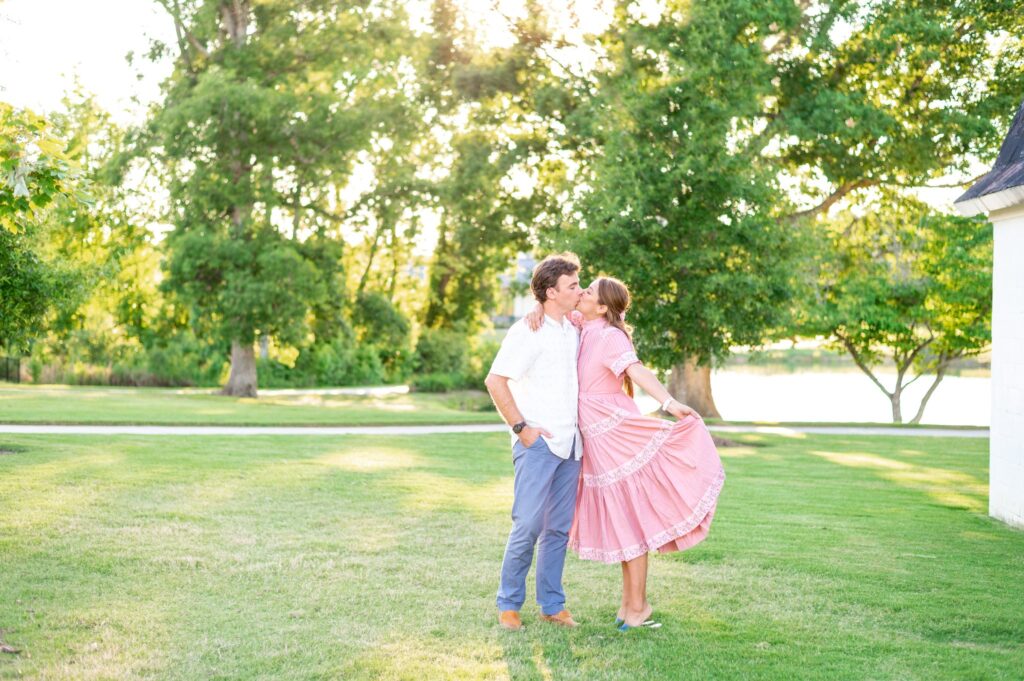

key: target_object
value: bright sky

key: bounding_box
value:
[0,0,613,121]
[0,0,177,123]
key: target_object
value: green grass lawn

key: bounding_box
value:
[1,431,1021,680]
[0,385,500,426]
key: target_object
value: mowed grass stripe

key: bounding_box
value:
[0,433,1021,680]
[0,385,501,426]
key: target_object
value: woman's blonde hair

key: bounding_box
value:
[596,277,635,398]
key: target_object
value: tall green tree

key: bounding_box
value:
[141,0,411,396]
[552,0,1023,416]
[560,1,799,417]
[808,196,991,424]
[32,91,159,371]
[419,0,565,332]
[0,102,89,354]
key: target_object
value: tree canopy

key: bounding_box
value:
[2,0,1015,406]
[0,103,91,353]
[140,0,415,395]
[540,0,1020,415]
[808,195,992,423]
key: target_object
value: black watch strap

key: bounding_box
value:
[512,421,527,434]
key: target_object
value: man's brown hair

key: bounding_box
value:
[531,253,581,303]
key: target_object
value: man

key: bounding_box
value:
[484,253,584,631]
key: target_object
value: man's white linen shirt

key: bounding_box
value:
[490,315,582,460]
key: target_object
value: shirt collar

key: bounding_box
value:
[543,314,572,330]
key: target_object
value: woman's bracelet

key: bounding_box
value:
[661,397,674,412]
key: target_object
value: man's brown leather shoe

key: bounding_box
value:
[498,610,523,631]
[540,610,578,628]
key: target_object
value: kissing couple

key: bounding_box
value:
[485,252,726,632]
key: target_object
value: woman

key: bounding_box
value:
[527,277,725,631]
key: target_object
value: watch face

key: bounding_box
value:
[513,422,525,434]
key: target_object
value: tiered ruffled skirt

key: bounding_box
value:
[569,394,726,564]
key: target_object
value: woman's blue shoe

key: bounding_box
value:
[617,619,662,632]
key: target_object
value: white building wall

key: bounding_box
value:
[989,203,1024,528]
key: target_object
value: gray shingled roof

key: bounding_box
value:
[955,98,1024,216]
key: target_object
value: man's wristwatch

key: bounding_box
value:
[512,421,527,434]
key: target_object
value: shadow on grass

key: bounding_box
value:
[805,448,988,512]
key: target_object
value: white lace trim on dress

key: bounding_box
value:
[581,408,631,438]
[572,467,726,563]
[610,351,639,377]
[583,423,680,487]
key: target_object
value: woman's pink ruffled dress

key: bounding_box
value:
[569,318,726,564]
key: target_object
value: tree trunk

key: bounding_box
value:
[890,391,903,424]
[220,0,251,47]
[357,221,387,295]
[667,357,722,419]
[388,232,399,300]
[909,364,948,425]
[424,228,451,327]
[222,340,257,397]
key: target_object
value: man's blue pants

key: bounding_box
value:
[496,437,581,616]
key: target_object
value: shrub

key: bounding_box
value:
[414,328,469,375]
[28,356,43,383]
[410,372,460,393]
[297,340,386,387]
[142,334,226,386]
[343,344,386,386]
[353,292,410,348]
[465,338,500,390]
[255,357,312,388]
[407,331,501,393]
[378,346,413,384]
[352,292,413,383]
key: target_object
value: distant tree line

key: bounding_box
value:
[2,0,1019,422]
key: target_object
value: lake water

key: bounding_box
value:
[634,369,991,426]
[261,366,991,426]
